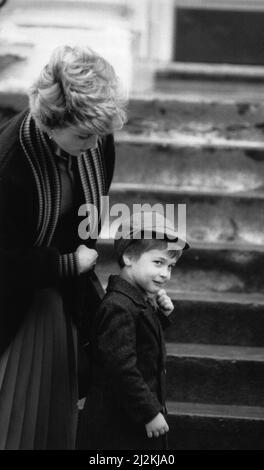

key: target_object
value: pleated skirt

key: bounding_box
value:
[0,288,78,450]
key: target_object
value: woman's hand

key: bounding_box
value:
[145,412,169,438]
[75,245,98,274]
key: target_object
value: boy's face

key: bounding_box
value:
[125,248,181,295]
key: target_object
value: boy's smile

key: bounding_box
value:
[122,248,181,296]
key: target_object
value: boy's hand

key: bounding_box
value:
[156,289,174,316]
[145,412,169,438]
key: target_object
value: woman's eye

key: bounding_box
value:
[154,261,162,266]
[78,135,91,141]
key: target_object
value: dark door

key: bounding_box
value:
[174,8,264,65]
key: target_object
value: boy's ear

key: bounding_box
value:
[123,254,132,267]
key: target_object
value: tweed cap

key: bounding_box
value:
[114,210,189,258]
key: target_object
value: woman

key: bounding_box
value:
[0,45,126,449]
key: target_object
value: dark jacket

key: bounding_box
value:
[78,274,172,450]
[0,109,115,354]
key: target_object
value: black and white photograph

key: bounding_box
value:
[0,0,264,452]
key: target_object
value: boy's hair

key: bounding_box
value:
[117,237,181,268]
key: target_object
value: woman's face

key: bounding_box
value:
[51,126,98,156]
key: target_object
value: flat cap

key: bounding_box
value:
[114,210,189,258]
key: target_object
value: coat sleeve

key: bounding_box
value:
[157,308,176,330]
[96,300,163,425]
[0,174,79,292]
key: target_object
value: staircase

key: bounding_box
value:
[96,64,264,450]
[1,50,264,448]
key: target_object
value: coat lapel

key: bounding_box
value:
[140,303,162,344]
[107,275,161,343]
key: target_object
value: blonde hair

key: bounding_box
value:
[29,45,127,135]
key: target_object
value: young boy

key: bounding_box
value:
[78,211,189,450]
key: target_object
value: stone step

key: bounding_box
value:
[2,98,264,196]
[114,136,264,194]
[156,77,264,103]
[156,62,264,83]
[164,293,264,348]
[108,183,264,245]
[96,240,264,295]
[125,96,264,143]
[155,62,264,101]
[167,401,264,450]
[2,87,264,145]
[166,343,264,407]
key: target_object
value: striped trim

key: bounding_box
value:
[20,113,61,247]
[78,146,106,239]
[20,113,106,276]
[60,253,79,278]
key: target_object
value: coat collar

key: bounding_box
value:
[106,275,163,344]
[107,275,147,308]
